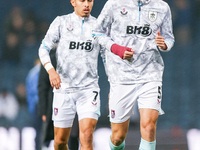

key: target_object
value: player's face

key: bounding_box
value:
[71,0,94,17]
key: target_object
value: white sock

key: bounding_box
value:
[139,138,156,150]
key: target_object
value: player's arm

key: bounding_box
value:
[156,5,175,52]
[92,1,134,60]
[155,31,167,50]
[38,17,61,89]
[92,0,114,50]
[92,1,134,59]
[111,44,135,60]
[44,62,61,89]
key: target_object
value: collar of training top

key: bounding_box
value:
[137,0,151,5]
[73,11,90,21]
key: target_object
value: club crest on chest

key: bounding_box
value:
[120,8,128,15]
[148,11,157,22]
[67,24,73,31]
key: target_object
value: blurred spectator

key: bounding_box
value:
[24,10,40,42]
[0,5,50,94]
[26,59,42,150]
[24,11,38,33]
[3,6,25,43]
[15,83,27,108]
[1,32,21,63]
[14,82,32,129]
[0,88,19,121]
[172,0,192,45]
[0,31,21,92]
[17,36,40,88]
[1,6,39,93]
[21,33,39,70]
[21,10,40,70]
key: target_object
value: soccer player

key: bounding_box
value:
[92,0,175,150]
[38,0,101,150]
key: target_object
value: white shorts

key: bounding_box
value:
[52,87,100,128]
[109,82,164,123]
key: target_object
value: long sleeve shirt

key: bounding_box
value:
[39,12,102,93]
[92,0,175,84]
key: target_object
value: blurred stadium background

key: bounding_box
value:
[0,0,200,149]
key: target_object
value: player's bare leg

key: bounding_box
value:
[139,108,159,150]
[79,118,97,150]
[110,119,130,146]
[140,108,159,141]
[54,127,71,150]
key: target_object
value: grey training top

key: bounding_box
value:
[92,0,175,84]
[39,12,102,92]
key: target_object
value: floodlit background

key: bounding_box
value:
[0,0,200,149]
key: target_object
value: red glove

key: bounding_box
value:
[111,44,132,59]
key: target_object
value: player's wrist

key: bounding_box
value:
[162,43,167,50]
[111,44,124,59]
[44,63,54,72]
[111,44,131,59]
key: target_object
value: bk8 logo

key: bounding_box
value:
[126,24,152,37]
[69,40,94,52]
